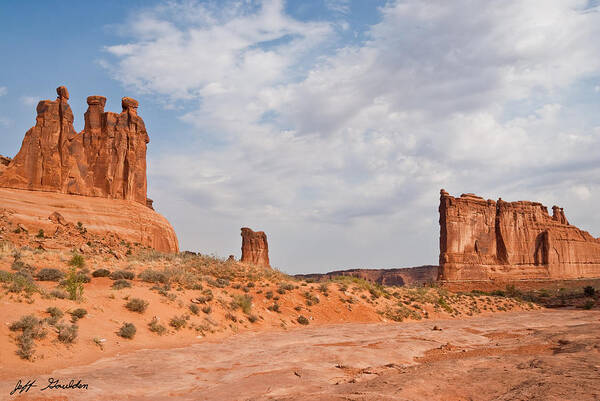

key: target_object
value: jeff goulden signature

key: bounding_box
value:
[10,378,88,395]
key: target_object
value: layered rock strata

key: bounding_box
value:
[439,189,600,281]
[240,227,270,267]
[0,87,149,204]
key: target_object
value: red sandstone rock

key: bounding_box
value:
[48,211,67,225]
[0,86,149,204]
[0,188,178,253]
[240,227,270,267]
[438,189,600,281]
[0,155,10,175]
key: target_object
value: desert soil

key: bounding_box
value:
[2,309,599,401]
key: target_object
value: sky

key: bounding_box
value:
[1,0,600,274]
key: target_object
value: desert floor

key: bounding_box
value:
[2,309,599,401]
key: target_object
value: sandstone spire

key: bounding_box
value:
[240,227,270,267]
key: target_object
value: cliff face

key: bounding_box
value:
[240,227,270,267]
[0,87,148,204]
[439,189,600,281]
[0,86,178,253]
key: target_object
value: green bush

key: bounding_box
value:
[7,272,38,294]
[68,252,85,268]
[112,279,132,289]
[110,270,135,280]
[297,315,309,325]
[125,298,149,313]
[148,317,166,335]
[36,268,65,281]
[138,269,168,284]
[92,269,111,278]
[118,323,136,339]
[62,267,84,300]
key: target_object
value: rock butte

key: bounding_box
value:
[0,86,178,252]
[296,265,438,286]
[240,227,270,267]
[439,189,600,282]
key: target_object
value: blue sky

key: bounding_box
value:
[1,1,600,274]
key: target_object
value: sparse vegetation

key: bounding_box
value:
[9,315,46,360]
[584,286,596,297]
[247,314,258,323]
[70,308,87,321]
[297,315,309,325]
[148,317,167,335]
[231,294,253,314]
[202,305,212,314]
[36,268,65,281]
[139,268,168,284]
[112,279,132,289]
[169,315,189,330]
[68,252,85,268]
[62,267,85,300]
[125,298,149,313]
[57,323,78,343]
[118,323,137,339]
[110,270,135,280]
[36,229,45,238]
[92,268,111,278]
[45,307,63,325]
[189,303,200,315]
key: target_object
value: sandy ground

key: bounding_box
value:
[2,309,599,401]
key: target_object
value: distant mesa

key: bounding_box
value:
[0,86,178,253]
[240,227,270,267]
[296,265,438,287]
[439,189,600,282]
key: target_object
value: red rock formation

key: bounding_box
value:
[439,189,600,281]
[0,155,10,175]
[0,86,149,205]
[295,265,438,287]
[0,187,178,253]
[240,227,270,267]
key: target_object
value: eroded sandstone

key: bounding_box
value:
[439,189,600,281]
[0,86,149,204]
[240,227,270,267]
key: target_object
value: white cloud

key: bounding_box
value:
[325,0,350,14]
[595,85,600,92]
[106,0,600,273]
[20,96,39,106]
[0,87,7,96]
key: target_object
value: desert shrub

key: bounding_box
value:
[50,289,68,299]
[189,304,199,315]
[45,307,63,325]
[294,305,302,311]
[265,291,274,299]
[278,283,295,294]
[36,229,45,238]
[138,269,168,284]
[318,283,329,294]
[118,323,136,339]
[202,305,212,314]
[57,323,78,343]
[303,292,320,306]
[6,272,38,294]
[267,303,281,313]
[583,300,595,310]
[246,282,255,288]
[16,332,35,360]
[247,314,258,323]
[584,286,596,297]
[70,308,87,321]
[193,289,214,304]
[381,305,421,322]
[169,315,189,330]
[36,268,65,282]
[125,298,149,313]
[112,279,132,289]
[148,317,166,335]
[225,312,237,322]
[437,297,453,313]
[68,252,85,268]
[0,270,13,283]
[10,315,46,360]
[231,294,253,314]
[92,268,111,278]
[110,270,135,280]
[297,315,309,325]
[62,267,85,300]
[207,278,229,288]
